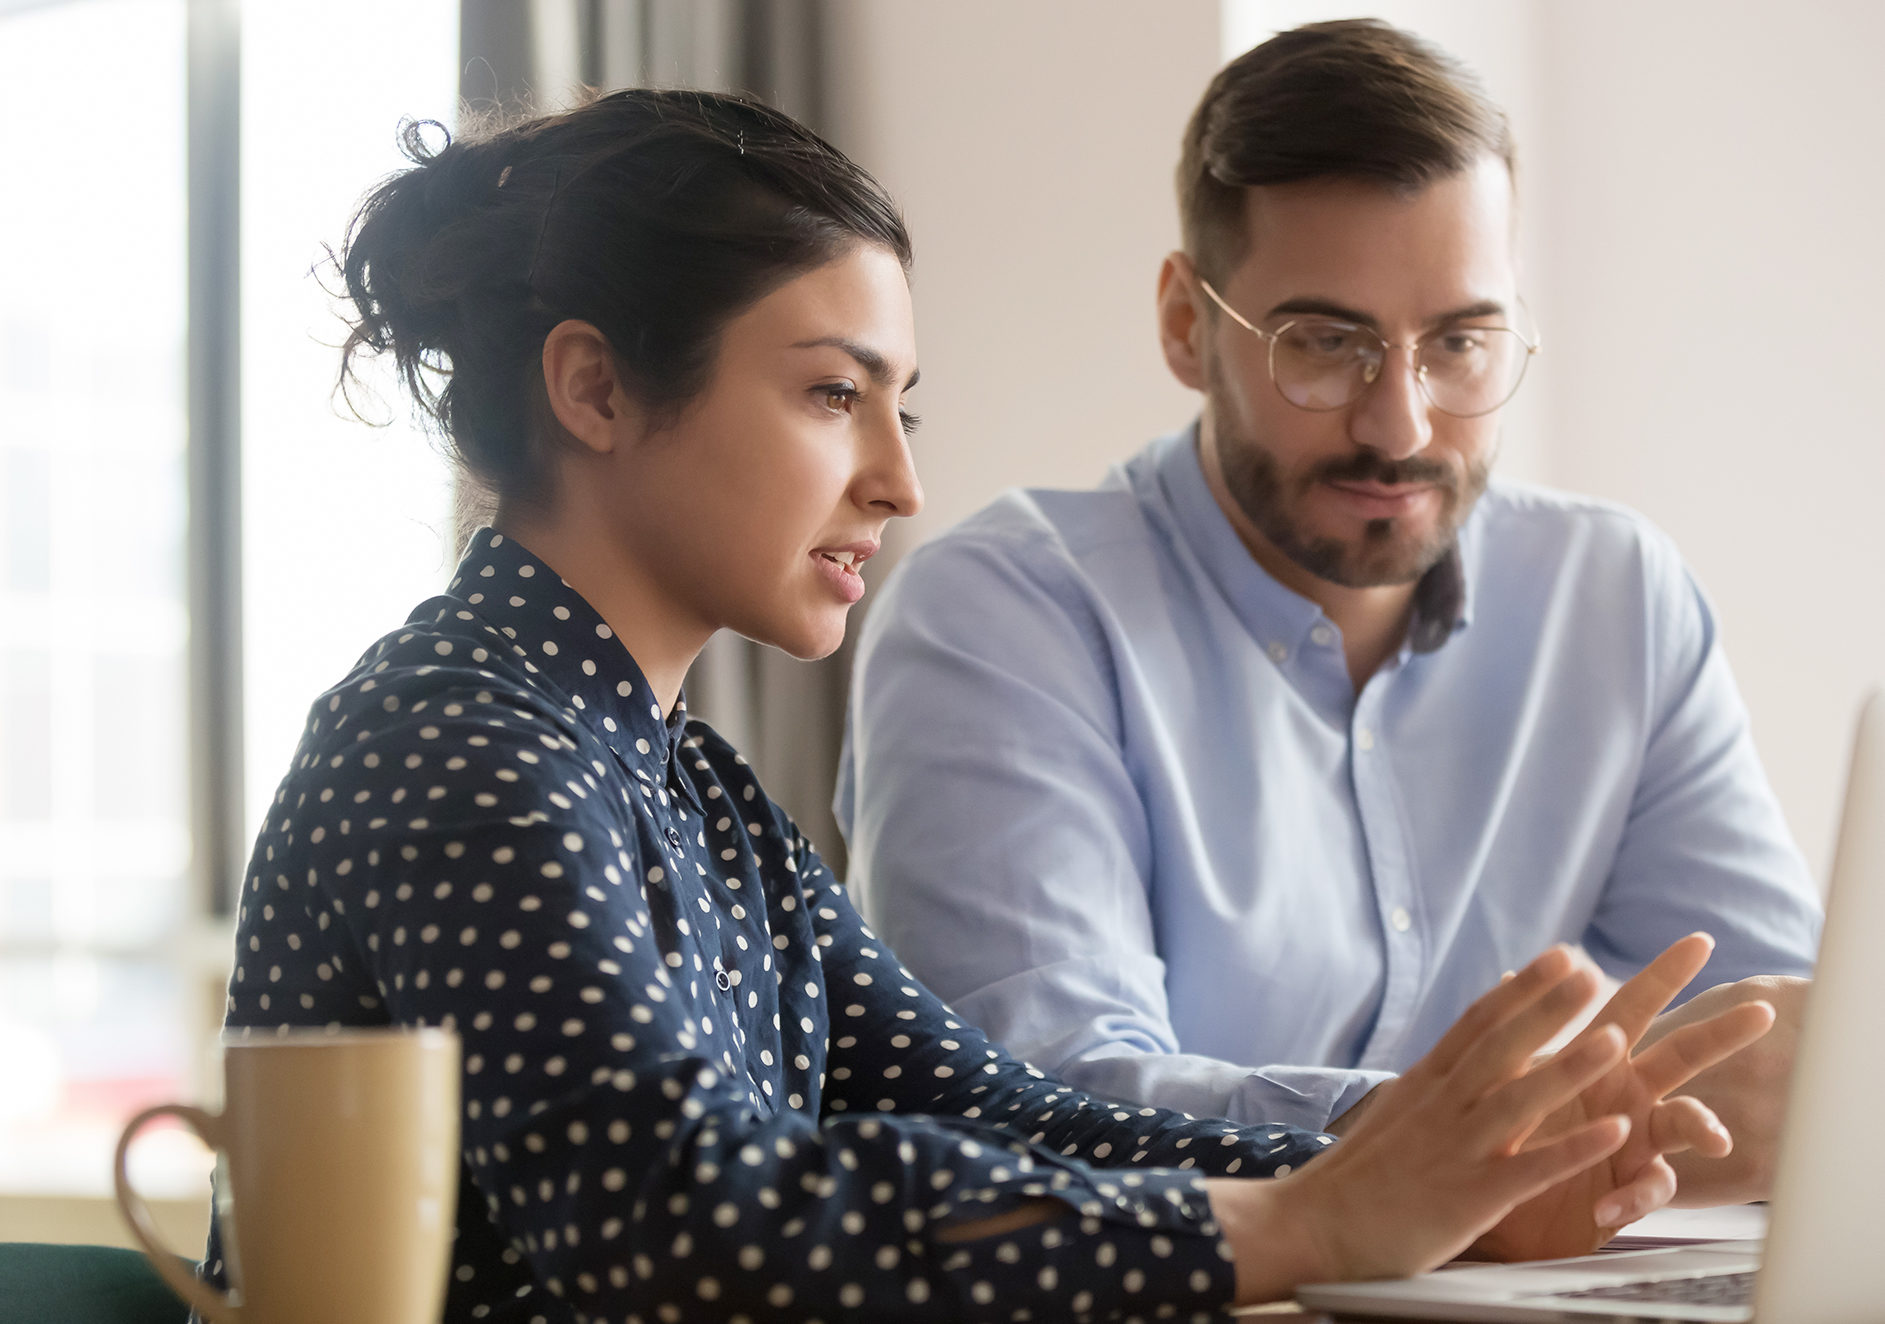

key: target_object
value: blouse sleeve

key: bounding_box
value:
[232,676,1329,1322]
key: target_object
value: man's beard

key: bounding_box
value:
[1209,381,1491,590]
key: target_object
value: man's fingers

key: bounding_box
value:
[1582,933,1715,1047]
[1646,1096,1732,1159]
[1632,1000,1776,1097]
[1592,1155,1678,1230]
[1422,945,1579,1079]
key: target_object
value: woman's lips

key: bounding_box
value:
[812,550,867,603]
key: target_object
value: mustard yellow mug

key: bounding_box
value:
[114,1026,460,1324]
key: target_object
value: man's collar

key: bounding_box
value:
[1407,542,1467,653]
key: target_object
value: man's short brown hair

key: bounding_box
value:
[1178,19,1515,282]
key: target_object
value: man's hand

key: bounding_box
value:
[1468,933,1776,1262]
[1637,974,1808,1206]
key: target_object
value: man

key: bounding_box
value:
[834,20,1819,1206]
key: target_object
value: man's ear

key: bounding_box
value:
[541,319,635,456]
[1156,252,1208,393]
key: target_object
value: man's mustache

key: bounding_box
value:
[1310,449,1455,490]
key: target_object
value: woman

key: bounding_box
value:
[210,89,1771,1321]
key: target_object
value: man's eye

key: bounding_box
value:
[1282,323,1367,358]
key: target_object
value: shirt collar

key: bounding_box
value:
[1151,422,1472,657]
[441,528,701,808]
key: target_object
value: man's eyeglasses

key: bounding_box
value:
[1197,278,1540,420]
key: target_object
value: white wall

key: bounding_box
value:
[1534,1,1885,883]
[825,0,1222,543]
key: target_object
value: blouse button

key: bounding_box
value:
[665,826,683,849]
[715,968,732,992]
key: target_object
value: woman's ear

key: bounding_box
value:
[541,319,636,455]
[1156,251,1208,394]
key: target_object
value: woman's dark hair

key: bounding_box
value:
[1178,19,1514,283]
[338,88,912,506]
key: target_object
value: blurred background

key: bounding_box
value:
[1,0,1879,1244]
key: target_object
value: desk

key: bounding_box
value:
[0,1191,206,1250]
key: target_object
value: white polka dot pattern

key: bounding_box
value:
[199,530,1332,1324]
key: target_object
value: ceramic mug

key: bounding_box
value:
[115,1026,460,1324]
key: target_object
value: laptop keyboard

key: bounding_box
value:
[1552,1270,1756,1308]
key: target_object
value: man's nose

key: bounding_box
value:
[1348,345,1434,460]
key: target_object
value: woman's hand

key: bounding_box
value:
[1205,938,1774,1305]
[1469,933,1776,1261]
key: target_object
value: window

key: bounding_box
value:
[0,0,457,1211]
[0,0,193,1196]
[239,0,459,843]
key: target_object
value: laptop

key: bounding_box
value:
[1296,689,1885,1323]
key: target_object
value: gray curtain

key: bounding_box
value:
[458,0,859,874]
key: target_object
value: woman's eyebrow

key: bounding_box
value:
[792,336,920,390]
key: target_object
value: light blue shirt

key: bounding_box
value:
[835,425,1822,1132]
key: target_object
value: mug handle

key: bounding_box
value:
[114,1102,240,1323]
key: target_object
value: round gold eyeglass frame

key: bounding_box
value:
[1196,276,1541,420]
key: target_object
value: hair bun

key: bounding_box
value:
[334,89,910,511]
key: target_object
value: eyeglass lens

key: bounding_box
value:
[1271,320,1531,417]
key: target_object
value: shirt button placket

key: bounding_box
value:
[1352,703,1422,1064]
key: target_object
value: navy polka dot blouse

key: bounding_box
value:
[205,530,1333,1323]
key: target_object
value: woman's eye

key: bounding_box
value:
[819,386,857,413]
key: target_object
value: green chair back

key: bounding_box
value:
[0,1242,187,1323]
